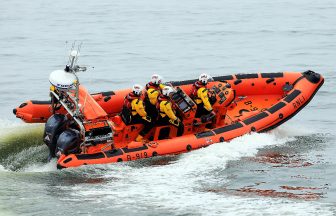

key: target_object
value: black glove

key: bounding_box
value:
[170,118,180,126]
[201,116,207,123]
[142,116,152,122]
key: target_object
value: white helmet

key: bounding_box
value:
[162,86,175,97]
[132,84,143,96]
[151,74,163,85]
[199,73,212,84]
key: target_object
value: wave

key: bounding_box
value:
[1,145,50,171]
[0,121,45,171]
[0,120,332,215]
[63,127,332,215]
[0,119,24,133]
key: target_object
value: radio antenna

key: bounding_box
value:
[64,41,69,64]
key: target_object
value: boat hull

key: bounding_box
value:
[52,71,324,168]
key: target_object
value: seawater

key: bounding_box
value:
[0,0,335,215]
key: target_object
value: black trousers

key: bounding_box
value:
[195,103,211,118]
[157,116,184,137]
[144,100,159,121]
[130,115,154,136]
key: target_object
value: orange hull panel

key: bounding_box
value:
[13,71,324,168]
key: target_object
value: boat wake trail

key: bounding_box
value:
[56,125,332,215]
[0,121,333,215]
[0,120,46,171]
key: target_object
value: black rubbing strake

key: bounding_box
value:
[234,79,242,85]
[284,90,301,103]
[31,100,51,105]
[213,122,244,134]
[261,73,284,78]
[268,102,286,114]
[63,158,72,164]
[169,75,234,86]
[266,78,275,84]
[292,76,305,87]
[169,79,198,86]
[101,91,116,97]
[122,145,148,153]
[104,96,111,102]
[105,149,123,157]
[76,152,105,160]
[195,131,215,139]
[213,75,234,81]
[19,103,28,108]
[235,74,259,79]
[243,112,269,125]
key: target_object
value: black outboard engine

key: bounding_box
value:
[43,114,68,161]
[56,129,81,156]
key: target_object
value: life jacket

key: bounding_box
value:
[145,82,165,105]
[191,81,213,111]
[145,82,161,91]
[191,81,207,102]
[121,92,140,124]
[123,92,139,111]
[156,95,170,118]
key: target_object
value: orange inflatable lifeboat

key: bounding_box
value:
[13,51,324,169]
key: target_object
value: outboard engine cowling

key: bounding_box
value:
[43,114,68,160]
[56,129,81,156]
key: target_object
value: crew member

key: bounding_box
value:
[191,73,216,120]
[121,84,153,142]
[157,86,184,136]
[144,74,165,120]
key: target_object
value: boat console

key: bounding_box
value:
[171,87,197,119]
